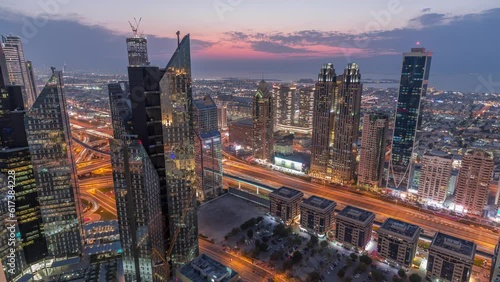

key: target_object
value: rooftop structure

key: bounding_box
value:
[431,232,476,260]
[337,206,375,225]
[301,195,336,211]
[176,254,238,282]
[270,186,303,200]
[378,218,421,241]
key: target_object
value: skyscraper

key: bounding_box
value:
[418,151,452,205]
[252,80,274,161]
[297,86,315,134]
[127,35,149,66]
[160,34,199,267]
[108,81,132,139]
[0,35,37,109]
[24,69,83,258]
[454,149,494,215]
[388,47,432,192]
[193,95,223,201]
[274,84,297,131]
[110,138,167,281]
[358,113,389,188]
[217,104,228,130]
[310,64,336,177]
[330,63,362,184]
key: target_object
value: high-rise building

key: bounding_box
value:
[269,187,304,223]
[358,113,388,188]
[252,80,274,161]
[491,240,500,282]
[335,206,375,250]
[108,81,132,139]
[0,35,37,108]
[110,138,167,281]
[160,34,199,267]
[24,69,83,258]
[388,47,432,192]
[454,149,494,215]
[299,196,336,236]
[193,95,223,201]
[217,104,228,130]
[274,84,297,131]
[377,218,421,268]
[127,36,149,66]
[426,232,475,282]
[310,64,336,177]
[297,86,315,134]
[418,151,452,205]
[330,63,362,184]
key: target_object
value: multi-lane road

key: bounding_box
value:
[223,161,499,254]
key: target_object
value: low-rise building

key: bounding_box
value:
[335,206,375,249]
[269,186,304,223]
[176,254,239,282]
[377,218,421,267]
[426,232,476,282]
[300,196,336,236]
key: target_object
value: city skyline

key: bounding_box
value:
[1,3,500,91]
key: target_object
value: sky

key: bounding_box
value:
[1,0,500,91]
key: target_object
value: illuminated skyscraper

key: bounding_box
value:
[358,113,389,188]
[24,69,83,258]
[454,149,494,215]
[127,36,149,66]
[160,34,199,267]
[252,80,274,161]
[418,151,452,205]
[193,95,223,201]
[330,63,362,184]
[297,86,315,134]
[0,36,37,108]
[310,63,336,177]
[388,47,432,192]
[108,81,132,139]
[110,138,167,281]
[274,84,297,131]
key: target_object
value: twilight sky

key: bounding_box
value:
[1,0,499,91]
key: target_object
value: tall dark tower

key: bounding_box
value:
[252,80,274,162]
[330,63,362,184]
[310,63,336,178]
[388,47,432,192]
[126,18,149,66]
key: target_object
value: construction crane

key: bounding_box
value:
[128,17,142,37]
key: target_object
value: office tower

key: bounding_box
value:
[310,63,336,177]
[217,104,228,130]
[454,149,494,215]
[274,84,297,131]
[297,86,315,134]
[426,232,475,282]
[0,82,46,280]
[418,151,452,205]
[193,95,223,200]
[252,80,274,161]
[110,138,167,281]
[388,47,432,192]
[377,218,421,268]
[24,69,83,258]
[160,34,199,267]
[269,187,303,223]
[299,196,336,236]
[330,63,362,184]
[335,206,375,250]
[0,36,37,108]
[26,60,37,95]
[491,240,500,282]
[127,35,149,66]
[108,81,132,139]
[358,113,389,188]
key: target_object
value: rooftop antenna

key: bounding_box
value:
[128,17,142,37]
[176,31,180,46]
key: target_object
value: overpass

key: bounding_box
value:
[72,137,111,157]
[223,173,275,194]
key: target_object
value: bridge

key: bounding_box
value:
[223,173,275,194]
[73,137,111,157]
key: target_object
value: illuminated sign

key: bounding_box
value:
[274,157,303,172]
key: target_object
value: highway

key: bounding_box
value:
[76,160,111,175]
[199,239,278,282]
[223,161,499,254]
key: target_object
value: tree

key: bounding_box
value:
[337,268,346,278]
[344,277,352,282]
[259,242,269,252]
[273,223,288,237]
[291,251,303,264]
[371,270,384,282]
[307,271,321,282]
[307,235,319,248]
[392,277,403,282]
[247,229,253,239]
[398,269,406,278]
[270,250,283,261]
[359,255,372,265]
[320,240,329,248]
[357,262,368,273]
[409,273,422,282]
[349,253,358,260]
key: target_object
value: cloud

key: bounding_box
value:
[250,41,311,54]
[421,8,432,13]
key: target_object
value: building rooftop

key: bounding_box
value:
[337,206,375,225]
[270,186,303,199]
[431,232,476,259]
[177,254,238,282]
[301,195,336,211]
[231,118,253,127]
[379,218,421,241]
